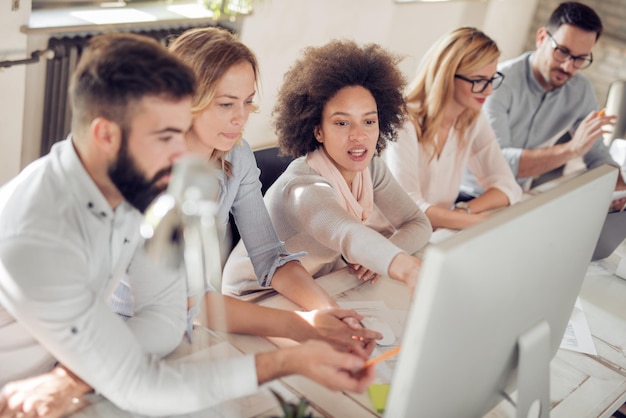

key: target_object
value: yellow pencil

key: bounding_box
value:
[363,346,401,369]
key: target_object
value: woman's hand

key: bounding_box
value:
[346,263,379,283]
[297,308,380,357]
[388,252,422,295]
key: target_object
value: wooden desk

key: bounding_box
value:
[245,266,626,418]
[68,243,626,417]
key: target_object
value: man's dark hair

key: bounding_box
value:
[69,32,196,134]
[548,2,603,40]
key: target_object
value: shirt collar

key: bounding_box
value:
[525,52,549,95]
[58,135,116,221]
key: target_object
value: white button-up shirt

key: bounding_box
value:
[0,138,258,415]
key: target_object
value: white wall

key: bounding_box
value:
[483,0,539,62]
[0,0,31,186]
[0,0,538,185]
[239,0,538,149]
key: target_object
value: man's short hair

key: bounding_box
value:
[548,1,603,40]
[69,32,196,134]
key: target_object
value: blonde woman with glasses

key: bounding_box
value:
[383,27,522,231]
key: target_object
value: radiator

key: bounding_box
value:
[40,24,230,156]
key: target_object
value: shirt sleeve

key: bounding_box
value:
[467,114,523,205]
[370,157,432,254]
[282,170,420,276]
[483,83,523,177]
[122,245,188,357]
[0,233,259,416]
[230,143,301,286]
[382,122,432,213]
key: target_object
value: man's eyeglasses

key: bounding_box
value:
[546,31,593,69]
[454,72,505,93]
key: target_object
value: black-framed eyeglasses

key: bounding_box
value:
[454,72,505,93]
[545,31,593,69]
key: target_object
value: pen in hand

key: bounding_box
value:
[362,346,401,369]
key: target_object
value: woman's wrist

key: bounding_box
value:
[388,252,421,284]
[290,310,322,342]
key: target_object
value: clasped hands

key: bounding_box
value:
[296,307,380,358]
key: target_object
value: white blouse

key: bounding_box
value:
[383,113,522,213]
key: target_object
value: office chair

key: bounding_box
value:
[228,146,294,250]
[253,146,294,195]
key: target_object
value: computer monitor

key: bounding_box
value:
[385,165,617,418]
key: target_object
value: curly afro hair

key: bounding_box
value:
[273,39,407,158]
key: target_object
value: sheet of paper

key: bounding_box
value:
[338,300,403,343]
[559,298,597,355]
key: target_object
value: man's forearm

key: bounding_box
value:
[255,349,292,385]
[517,144,576,178]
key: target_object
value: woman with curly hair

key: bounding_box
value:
[109,27,380,356]
[383,27,522,230]
[223,39,431,295]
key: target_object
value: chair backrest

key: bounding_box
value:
[603,80,626,145]
[228,146,294,252]
[253,146,294,195]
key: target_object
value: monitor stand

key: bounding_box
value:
[516,320,551,418]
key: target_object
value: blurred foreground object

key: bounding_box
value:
[141,154,223,298]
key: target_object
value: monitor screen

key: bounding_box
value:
[385,165,617,418]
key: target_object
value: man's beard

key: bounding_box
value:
[108,135,171,213]
[547,66,572,88]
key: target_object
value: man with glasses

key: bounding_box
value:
[462,1,626,197]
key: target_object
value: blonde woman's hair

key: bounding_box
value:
[405,27,500,159]
[169,26,260,175]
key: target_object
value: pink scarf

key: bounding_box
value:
[306,148,373,222]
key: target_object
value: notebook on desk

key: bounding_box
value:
[591,209,626,261]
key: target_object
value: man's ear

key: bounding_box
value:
[90,117,121,155]
[536,27,548,50]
